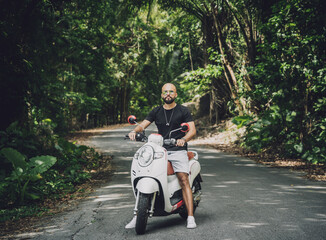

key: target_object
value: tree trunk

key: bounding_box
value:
[202,15,214,67]
[211,6,244,115]
[188,32,194,71]
[224,0,257,91]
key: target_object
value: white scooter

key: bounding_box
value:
[126,115,202,235]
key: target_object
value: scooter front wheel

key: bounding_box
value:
[136,192,151,235]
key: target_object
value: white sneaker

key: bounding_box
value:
[125,216,137,229]
[187,216,197,229]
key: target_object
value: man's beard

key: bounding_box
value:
[162,96,175,104]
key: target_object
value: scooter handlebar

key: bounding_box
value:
[124,132,147,142]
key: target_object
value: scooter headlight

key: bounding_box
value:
[138,145,154,167]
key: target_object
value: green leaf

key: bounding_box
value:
[30,174,42,181]
[0,148,27,170]
[261,119,271,126]
[11,167,25,179]
[28,156,57,176]
[232,115,253,128]
[312,147,321,154]
[26,192,40,200]
[294,143,303,153]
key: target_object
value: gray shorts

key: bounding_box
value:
[167,150,189,174]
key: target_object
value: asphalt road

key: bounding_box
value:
[15,125,326,240]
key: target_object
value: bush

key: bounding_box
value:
[0,121,102,212]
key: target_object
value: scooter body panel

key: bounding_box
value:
[188,159,201,186]
[167,175,181,198]
[136,178,159,194]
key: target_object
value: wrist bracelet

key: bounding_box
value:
[181,137,186,142]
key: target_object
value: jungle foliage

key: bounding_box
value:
[233,0,326,164]
[0,0,325,219]
[0,120,102,221]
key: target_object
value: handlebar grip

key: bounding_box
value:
[163,138,177,146]
[124,132,147,142]
[136,133,147,142]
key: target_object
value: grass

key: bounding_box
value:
[0,205,49,222]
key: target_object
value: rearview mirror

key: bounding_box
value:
[128,115,137,125]
[181,123,189,132]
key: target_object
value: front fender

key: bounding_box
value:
[136,177,160,194]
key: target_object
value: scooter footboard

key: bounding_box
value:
[136,177,160,194]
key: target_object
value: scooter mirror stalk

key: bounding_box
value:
[127,115,145,132]
[168,122,189,139]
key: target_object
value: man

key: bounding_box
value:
[125,83,197,229]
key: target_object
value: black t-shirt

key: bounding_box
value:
[145,104,193,151]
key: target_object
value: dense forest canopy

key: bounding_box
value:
[0,0,204,131]
[0,0,326,209]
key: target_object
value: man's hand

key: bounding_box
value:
[128,120,151,141]
[176,138,186,147]
[128,131,136,141]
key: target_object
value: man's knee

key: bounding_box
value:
[177,173,189,187]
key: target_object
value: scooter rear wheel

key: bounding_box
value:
[136,192,151,235]
[179,205,196,220]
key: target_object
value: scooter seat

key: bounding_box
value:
[187,151,195,160]
[167,151,196,175]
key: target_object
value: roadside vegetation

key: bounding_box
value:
[0,120,108,223]
[0,0,325,232]
[193,117,326,181]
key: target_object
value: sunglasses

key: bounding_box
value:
[162,90,175,95]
